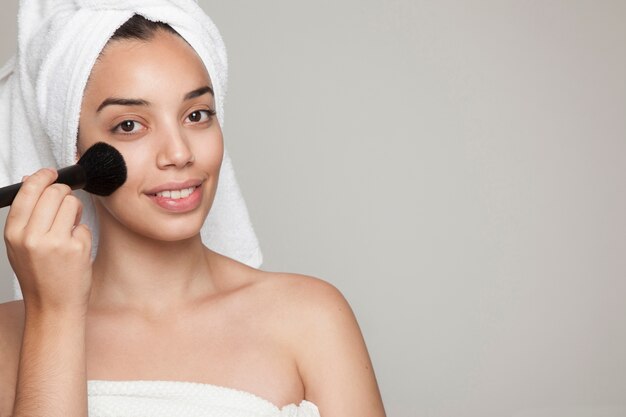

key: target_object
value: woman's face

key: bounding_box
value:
[77,30,224,242]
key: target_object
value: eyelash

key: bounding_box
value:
[186,109,217,124]
[110,109,217,135]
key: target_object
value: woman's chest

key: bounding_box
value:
[84,308,305,408]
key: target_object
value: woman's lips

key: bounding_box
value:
[147,185,202,213]
[144,179,203,195]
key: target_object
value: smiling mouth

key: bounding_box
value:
[150,185,201,199]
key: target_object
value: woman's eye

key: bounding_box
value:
[186,109,216,123]
[112,120,145,134]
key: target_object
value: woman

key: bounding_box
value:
[0,3,386,417]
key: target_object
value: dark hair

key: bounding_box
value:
[109,14,180,42]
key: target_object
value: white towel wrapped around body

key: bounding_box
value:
[0,0,263,299]
[88,380,321,417]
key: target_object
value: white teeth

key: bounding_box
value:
[155,186,195,199]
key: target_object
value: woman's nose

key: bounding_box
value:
[156,127,195,169]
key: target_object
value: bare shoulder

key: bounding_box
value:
[0,300,25,416]
[0,299,24,351]
[252,271,353,329]
[242,270,357,350]
[251,270,363,358]
[254,271,386,416]
[214,250,350,322]
[0,298,24,321]
[263,270,362,343]
[255,271,347,306]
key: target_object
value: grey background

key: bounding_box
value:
[1,1,625,416]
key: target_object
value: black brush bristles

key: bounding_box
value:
[79,142,127,196]
[0,142,127,207]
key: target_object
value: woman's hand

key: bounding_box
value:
[3,168,93,314]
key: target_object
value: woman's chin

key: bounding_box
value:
[94,196,211,243]
[139,223,204,243]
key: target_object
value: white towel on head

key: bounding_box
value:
[0,0,263,300]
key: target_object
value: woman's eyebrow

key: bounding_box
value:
[97,97,149,113]
[96,86,214,113]
[184,85,214,100]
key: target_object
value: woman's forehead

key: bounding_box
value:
[86,31,212,100]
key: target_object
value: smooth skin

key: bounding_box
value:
[0,30,386,417]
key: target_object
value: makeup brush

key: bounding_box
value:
[0,142,127,208]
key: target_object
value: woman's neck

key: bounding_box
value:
[88,225,218,317]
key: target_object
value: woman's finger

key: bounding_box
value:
[5,168,58,233]
[71,223,92,250]
[25,183,72,235]
[48,194,83,238]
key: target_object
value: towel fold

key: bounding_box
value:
[0,0,263,300]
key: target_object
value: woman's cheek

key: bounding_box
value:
[199,131,224,171]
